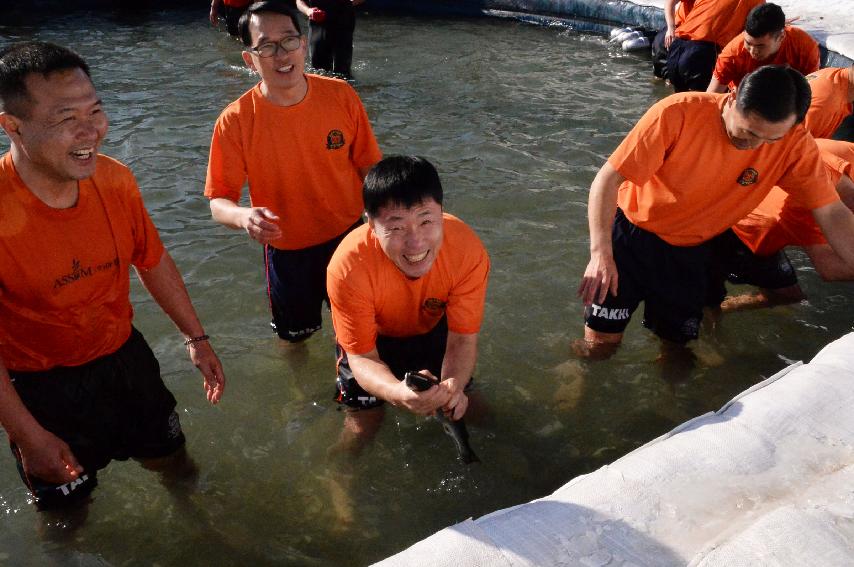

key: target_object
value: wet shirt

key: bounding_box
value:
[608,92,837,246]
[327,214,490,355]
[0,154,164,372]
[803,67,853,139]
[205,74,382,250]
[713,26,819,89]
[676,0,765,48]
[733,139,854,254]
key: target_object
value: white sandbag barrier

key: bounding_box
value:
[375,332,854,566]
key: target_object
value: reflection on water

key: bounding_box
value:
[0,7,851,566]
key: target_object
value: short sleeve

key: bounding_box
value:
[205,106,248,203]
[124,171,165,269]
[328,271,379,355]
[608,99,682,186]
[346,85,383,170]
[446,234,490,335]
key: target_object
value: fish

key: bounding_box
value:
[404,371,480,464]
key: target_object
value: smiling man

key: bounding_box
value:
[0,41,225,509]
[576,65,854,357]
[327,156,489,444]
[707,3,818,93]
[205,0,381,345]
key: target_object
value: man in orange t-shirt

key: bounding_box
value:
[664,0,764,92]
[327,156,489,446]
[205,1,381,344]
[0,42,225,509]
[577,66,854,357]
[803,66,854,139]
[711,139,854,311]
[708,4,818,93]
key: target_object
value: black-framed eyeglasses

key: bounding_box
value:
[247,35,302,58]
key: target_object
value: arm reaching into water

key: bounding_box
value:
[0,359,83,484]
[135,250,225,404]
[577,161,624,306]
[439,332,477,421]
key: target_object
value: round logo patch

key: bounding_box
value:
[326,129,345,150]
[737,168,759,186]
[422,297,447,314]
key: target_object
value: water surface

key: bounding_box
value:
[0,7,851,566]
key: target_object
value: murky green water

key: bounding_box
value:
[0,6,851,566]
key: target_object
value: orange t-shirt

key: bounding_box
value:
[0,154,165,372]
[676,0,764,48]
[713,26,820,89]
[733,139,853,255]
[205,74,382,250]
[675,1,694,26]
[327,214,490,355]
[803,67,853,139]
[609,92,837,246]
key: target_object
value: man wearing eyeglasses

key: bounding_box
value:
[205,0,382,345]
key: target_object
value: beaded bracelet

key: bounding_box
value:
[184,334,210,346]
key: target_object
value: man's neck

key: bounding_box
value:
[259,75,309,107]
[11,147,79,209]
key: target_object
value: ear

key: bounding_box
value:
[241,50,256,72]
[0,112,22,142]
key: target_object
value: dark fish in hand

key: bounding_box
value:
[404,371,480,464]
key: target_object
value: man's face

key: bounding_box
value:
[369,198,444,279]
[0,68,107,187]
[241,12,307,93]
[721,95,796,150]
[743,30,784,62]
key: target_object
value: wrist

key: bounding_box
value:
[184,334,210,347]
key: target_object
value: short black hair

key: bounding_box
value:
[0,41,90,118]
[364,156,444,218]
[737,65,811,124]
[238,1,301,47]
[745,3,786,38]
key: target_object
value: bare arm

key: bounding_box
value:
[209,0,222,25]
[664,0,679,49]
[295,0,313,17]
[346,349,451,416]
[439,331,478,420]
[812,200,854,270]
[135,250,225,404]
[706,75,728,93]
[577,161,624,305]
[209,197,282,245]
[0,359,83,483]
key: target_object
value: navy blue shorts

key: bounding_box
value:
[666,38,718,92]
[584,209,715,344]
[8,327,184,509]
[335,317,448,409]
[265,220,361,343]
[706,229,799,306]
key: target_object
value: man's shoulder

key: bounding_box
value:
[217,84,260,121]
[307,73,359,103]
[329,223,375,271]
[93,154,134,180]
[442,214,487,256]
[785,25,817,45]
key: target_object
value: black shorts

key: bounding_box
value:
[651,27,669,79]
[666,38,718,92]
[335,317,448,409]
[584,209,714,344]
[8,327,184,509]
[706,229,799,306]
[265,220,361,343]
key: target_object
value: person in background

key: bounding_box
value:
[0,41,225,509]
[664,0,764,92]
[205,1,381,345]
[296,0,364,78]
[327,156,489,450]
[803,65,854,139]
[707,3,818,93]
[210,0,253,37]
[576,66,854,359]
[712,139,854,312]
